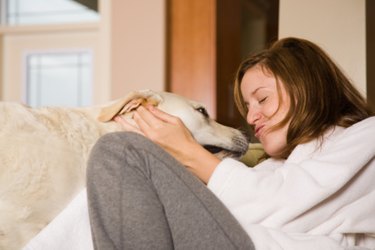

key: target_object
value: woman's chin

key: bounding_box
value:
[261,141,286,158]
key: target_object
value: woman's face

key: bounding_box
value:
[240,65,290,157]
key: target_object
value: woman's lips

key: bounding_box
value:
[255,125,265,138]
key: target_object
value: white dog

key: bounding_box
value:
[0,89,249,250]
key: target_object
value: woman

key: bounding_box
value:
[86,37,375,249]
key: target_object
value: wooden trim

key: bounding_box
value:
[367,0,375,110]
[168,0,217,117]
[216,0,242,127]
[0,23,99,35]
[167,0,278,127]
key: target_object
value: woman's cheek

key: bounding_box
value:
[262,128,288,157]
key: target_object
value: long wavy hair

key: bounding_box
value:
[234,37,373,158]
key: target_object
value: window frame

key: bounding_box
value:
[22,48,94,107]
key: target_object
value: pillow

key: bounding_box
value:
[240,143,265,167]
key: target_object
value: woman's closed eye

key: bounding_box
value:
[258,97,268,104]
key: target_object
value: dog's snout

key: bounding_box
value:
[230,133,250,157]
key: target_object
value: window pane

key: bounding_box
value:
[28,68,41,106]
[40,54,79,67]
[26,51,92,108]
[40,67,79,107]
[2,0,99,26]
[80,67,92,106]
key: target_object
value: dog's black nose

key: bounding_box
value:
[203,145,223,154]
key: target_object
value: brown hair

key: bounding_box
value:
[234,37,373,158]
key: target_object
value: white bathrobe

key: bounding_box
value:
[208,117,375,249]
[25,117,375,250]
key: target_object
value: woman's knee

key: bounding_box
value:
[89,132,153,160]
[87,132,159,180]
[87,132,138,180]
[95,132,147,149]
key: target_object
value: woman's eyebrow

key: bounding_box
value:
[251,87,266,95]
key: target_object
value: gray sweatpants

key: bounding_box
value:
[86,132,255,250]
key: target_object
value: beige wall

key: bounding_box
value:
[0,0,366,104]
[109,0,166,99]
[0,36,3,99]
[279,0,366,96]
[0,0,166,105]
[0,24,103,103]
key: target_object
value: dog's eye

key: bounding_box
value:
[196,107,209,118]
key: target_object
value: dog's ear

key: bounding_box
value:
[97,90,163,122]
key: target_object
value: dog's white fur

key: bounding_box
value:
[0,89,248,250]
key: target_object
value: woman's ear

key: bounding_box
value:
[97,90,162,122]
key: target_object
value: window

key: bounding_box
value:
[25,51,93,107]
[0,0,100,107]
[1,0,99,26]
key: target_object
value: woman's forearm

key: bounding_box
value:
[178,143,221,184]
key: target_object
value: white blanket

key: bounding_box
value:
[23,189,93,250]
[24,117,375,249]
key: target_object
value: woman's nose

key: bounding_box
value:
[247,108,260,125]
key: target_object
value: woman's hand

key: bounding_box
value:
[116,105,196,158]
[114,105,220,183]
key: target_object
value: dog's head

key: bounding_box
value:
[98,89,249,159]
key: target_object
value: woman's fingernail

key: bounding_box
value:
[148,104,156,111]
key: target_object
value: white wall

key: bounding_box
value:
[279,0,366,96]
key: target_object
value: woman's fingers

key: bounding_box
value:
[135,106,159,127]
[116,105,190,145]
[135,105,178,130]
[114,116,144,135]
[147,105,180,124]
[114,106,169,137]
